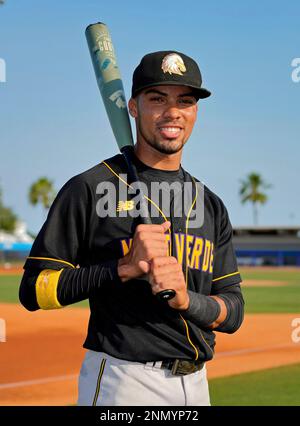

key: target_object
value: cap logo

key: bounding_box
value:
[161,53,186,76]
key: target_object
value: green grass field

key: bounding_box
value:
[1,268,299,312]
[0,275,21,304]
[240,268,300,313]
[209,363,300,406]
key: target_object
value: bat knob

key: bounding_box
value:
[156,289,176,301]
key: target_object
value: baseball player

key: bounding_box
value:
[19,51,244,406]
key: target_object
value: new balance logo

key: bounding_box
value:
[117,200,134,212]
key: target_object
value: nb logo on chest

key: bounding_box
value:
[116,200,135,212]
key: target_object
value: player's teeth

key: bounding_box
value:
[160,127,180,132]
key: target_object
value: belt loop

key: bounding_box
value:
[153,361,162,370]
[171,359,180,375]
[144,362,154,370]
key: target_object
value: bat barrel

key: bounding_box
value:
[85,23,134,151]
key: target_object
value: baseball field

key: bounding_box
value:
[0,266,299,406]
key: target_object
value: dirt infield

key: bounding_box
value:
[0,303,300,405]
[0,304,88,406]
[0,267,24,275]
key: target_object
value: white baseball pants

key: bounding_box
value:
[77,350,211,406]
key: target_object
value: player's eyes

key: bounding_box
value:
[147,96,196,105]
[179,98,196,105]
[149,96,165,103]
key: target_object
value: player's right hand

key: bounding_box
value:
[117,221,171,282]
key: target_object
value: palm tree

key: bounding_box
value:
[28,177,56,216]
[239,173,271,225]
[0,186,18,232]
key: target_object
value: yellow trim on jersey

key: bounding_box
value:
[180,315,199,361]
[198,329,214,357]
[212,271,240,282]
[183,176,200,361]
[27,256,75,269]
[102,160,172,256]
[102,160,170,220]
[185,177,198,285]
[92,358,107,406]
[102,161,131,188]
[36,269,64,310]
[184,177,214,359]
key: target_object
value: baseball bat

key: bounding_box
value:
[85,22,175,301]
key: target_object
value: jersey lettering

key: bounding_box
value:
[121,239,133,256]
[190,237,204,269]
[119,233,214,273]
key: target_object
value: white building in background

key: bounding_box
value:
[12,221,33,243]
[0,221,33,250]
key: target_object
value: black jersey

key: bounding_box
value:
[22,153,242,363]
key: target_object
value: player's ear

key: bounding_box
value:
[128,98,138,118]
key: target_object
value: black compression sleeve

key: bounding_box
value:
[214,289,245,334]
[57,260,121,306]
[180,283,244,332]
[19,260,122,311]
[19,269,40,311]
[180,291,221,328]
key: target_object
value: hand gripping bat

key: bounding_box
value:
[85,22,176,301]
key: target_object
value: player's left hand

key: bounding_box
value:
[139,256,190,310]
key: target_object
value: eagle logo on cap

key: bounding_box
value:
[161,53,186,76]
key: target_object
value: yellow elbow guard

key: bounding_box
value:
[36,269,64,310]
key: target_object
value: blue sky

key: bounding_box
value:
[0,0,299,234]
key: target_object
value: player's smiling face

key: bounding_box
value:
[129,85,198,155]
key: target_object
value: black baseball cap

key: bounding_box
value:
[131,50,211,100]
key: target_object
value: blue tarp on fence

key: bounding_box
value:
[0,243,33,251]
